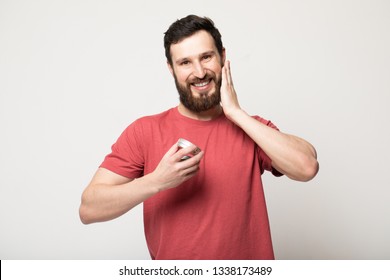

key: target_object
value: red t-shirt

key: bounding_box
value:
[100,107,282,259]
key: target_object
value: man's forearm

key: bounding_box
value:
[79,174,159,224]
[228,109,319,181]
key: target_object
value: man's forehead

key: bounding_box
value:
[170,30,217,61]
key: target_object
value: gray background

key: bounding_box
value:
[1,0,389,259]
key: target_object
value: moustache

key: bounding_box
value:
[188,72,216,84]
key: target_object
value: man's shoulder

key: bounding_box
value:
[125,107,177,134]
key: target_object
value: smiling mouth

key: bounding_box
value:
[193,80,210,87]
[191,79,212,88]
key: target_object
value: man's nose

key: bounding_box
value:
[192,62,206,79]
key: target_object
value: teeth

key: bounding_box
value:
[194,81,210,87]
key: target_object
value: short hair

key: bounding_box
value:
[164,15,224,65]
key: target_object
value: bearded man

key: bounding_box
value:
[79,15,319,260]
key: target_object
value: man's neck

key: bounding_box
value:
[178,103,223,121]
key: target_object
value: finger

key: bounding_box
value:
[225,60,233,86]
[222,63,228,86]
[174,144,200,162]
[180,151,204,170]
[163,142,180,158]
[188,150,204,162]
[182,164,201,177]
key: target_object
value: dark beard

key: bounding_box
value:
[174,72,222,113]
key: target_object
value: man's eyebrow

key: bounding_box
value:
[200,51,216,57]
[174,50,216,64]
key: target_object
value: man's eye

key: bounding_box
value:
[202,55,211,60]
[181,61,190,66]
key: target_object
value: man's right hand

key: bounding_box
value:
[150,141,204,192]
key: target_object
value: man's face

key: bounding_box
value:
[168,30,225,112]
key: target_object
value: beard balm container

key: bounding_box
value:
[178,138,201,160]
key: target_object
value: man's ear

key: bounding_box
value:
[167,61,174,77]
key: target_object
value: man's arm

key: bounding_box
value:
[220,61,319,181]
[79,142,204,224]
[79,168,156,224]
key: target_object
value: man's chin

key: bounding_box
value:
[183,98,221,113]
[191,89,219,101]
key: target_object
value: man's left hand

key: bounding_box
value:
[220,60,242,120]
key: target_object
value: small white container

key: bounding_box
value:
[178,138,201,160]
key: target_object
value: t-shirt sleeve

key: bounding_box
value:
[99,120,144,179]
[253,116,284,177]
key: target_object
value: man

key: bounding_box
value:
[79,15,319,260]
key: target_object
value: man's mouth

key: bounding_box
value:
[191,79,212,90]
[193,80,210,87]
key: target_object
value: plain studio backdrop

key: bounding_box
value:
[0,0,389,260]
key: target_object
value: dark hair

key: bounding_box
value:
[164,15,223,65]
